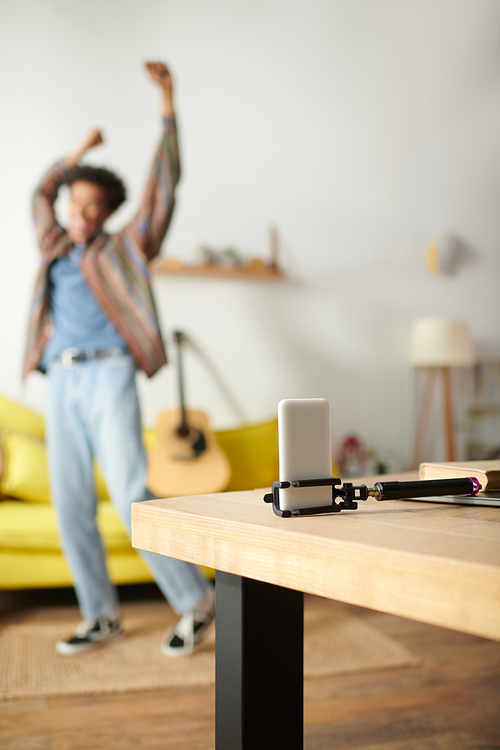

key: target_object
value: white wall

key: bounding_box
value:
[1,0,499,470]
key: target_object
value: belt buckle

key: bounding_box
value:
[61,347,81,369]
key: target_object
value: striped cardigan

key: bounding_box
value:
[23,120,180,379]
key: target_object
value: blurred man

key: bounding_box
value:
[24,62,214,657]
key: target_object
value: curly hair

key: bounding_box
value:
[63,165,127,211]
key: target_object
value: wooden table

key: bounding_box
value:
[131,474,500,749]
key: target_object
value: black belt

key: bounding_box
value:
[56,347,126,369]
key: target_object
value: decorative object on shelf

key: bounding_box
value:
[195,245,244,267]
[269,225,279,271]
[409,317,476,467]
[149,225,286,279]
[426,234,476,275]
[334,434,368,478]
[368,447,395,475]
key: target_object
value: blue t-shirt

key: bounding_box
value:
[41,245,127,368]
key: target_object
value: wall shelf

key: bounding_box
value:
[150,258,286,280]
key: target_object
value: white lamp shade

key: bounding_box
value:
[409,317,476,367]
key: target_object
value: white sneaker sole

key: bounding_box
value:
[56,629,124,656]
[160,617,214,658]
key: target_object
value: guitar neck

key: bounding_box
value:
[173,331,189,430]
[147,331,232,495]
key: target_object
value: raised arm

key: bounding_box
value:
[64,129,104,167]
[32,129,104,252]
[145,61,175,119]
[121,61,181,260]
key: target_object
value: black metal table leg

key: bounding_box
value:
[215,571,304,750]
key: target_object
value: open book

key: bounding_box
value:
[419,460,500,492]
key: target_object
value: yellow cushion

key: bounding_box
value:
[0,431,51,503]
[0,398,154,503]
[0,430,111,503]
[0,394,45,439]
[213,419,340,490]
[214,419,279,492]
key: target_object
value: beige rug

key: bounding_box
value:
[0,598,420,700]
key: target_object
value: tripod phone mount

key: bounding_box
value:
[263,476,482,517]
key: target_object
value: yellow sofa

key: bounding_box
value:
[0,395,278,589]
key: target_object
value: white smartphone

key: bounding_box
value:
[277,398,333,512]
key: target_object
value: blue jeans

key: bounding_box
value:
[46,354,209,620]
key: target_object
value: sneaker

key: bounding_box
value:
[161,606,215,657]
[56,616,123,655]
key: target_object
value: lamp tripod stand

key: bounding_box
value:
[409,318,476,470]
[412,366,457,469]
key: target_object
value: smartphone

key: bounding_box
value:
[277,398,332,512]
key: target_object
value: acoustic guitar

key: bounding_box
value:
[147,331,232,497]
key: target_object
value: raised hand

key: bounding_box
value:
[64,128,104,167]
[81,128,104,152]
[145,61,172,90]
[145,61,174,118]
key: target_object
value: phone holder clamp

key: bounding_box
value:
[263,478,369,517]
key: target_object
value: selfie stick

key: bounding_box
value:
[263,476,481,517]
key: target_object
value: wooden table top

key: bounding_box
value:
[132,473,500,642]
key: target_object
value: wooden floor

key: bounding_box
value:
[1,585,500,750]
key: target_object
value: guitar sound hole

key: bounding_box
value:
[178,426,190,437]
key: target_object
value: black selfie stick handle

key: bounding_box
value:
[372,477,480,501]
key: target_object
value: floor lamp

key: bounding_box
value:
[409,317,476,468]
